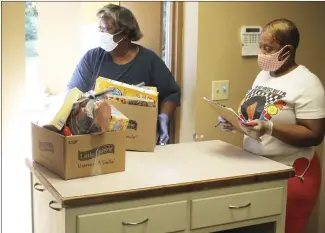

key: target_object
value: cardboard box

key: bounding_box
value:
[108,101,158,152]
[31,123,126,180]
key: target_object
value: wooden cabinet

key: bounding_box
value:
[31,176,287,233]
[31,175,65,233]
[29,141,293,233]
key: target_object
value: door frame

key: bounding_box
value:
[166,1,183,144]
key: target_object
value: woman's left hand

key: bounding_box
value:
[158,113,169,145]
[241,119,273,137]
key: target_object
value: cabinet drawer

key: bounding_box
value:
[77,201,187,233]
[191,187,283,229]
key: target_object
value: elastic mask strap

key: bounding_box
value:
[113,30,124,43]
[278,45,291,60]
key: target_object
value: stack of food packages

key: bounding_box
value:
[36,77,159,137]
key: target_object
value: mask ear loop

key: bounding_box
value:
[116,37,124,44]
[279,50,290,61]
[113,30,125,44]
[278,45,292,61]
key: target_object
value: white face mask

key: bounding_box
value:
[98,31,123,52]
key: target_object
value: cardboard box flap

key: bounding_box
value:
[32,123,66,178]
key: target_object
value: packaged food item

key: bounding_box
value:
[67,92,129,135]
[62,125,72,136]
[108,105,129,132]
[105,94,155,107]
[94,77,159,106]
[68,97,112,135]
[37,88,85,131]
[142,86,158,92]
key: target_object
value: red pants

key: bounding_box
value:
[285,154,322,233]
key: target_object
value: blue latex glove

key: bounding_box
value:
[158,113,169,145]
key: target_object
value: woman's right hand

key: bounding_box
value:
[218,116,235,132]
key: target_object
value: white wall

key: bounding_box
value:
[2,2,32,233]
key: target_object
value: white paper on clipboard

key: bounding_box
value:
[202,97,261,141]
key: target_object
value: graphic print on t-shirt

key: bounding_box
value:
[238,86,287,121]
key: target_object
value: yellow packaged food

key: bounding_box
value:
[142,86,158,92]
[94,77,159,106]
[108,105,129,132]
[38,88,85,131]
[106,94,155,107]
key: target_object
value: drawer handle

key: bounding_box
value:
[34,182,45,192]
[49,200,62,211]
[122,218,149,226]
[229,202,251,209]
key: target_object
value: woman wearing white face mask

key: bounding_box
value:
[67,4,180,145]
[218,19,325,233]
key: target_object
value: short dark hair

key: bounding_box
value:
[97,4,143,41]
[263,18,300,50]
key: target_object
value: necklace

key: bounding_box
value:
[114,46,140,81]
[121,49,130,59]
[124,45,140,59]
[114,46,139,63]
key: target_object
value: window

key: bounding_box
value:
[25,2,46,114]
[24,2,120,98]
[162,1,172,69]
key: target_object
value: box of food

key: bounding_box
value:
[31,123,126,180]
[95,78,159,152]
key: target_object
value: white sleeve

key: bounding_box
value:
[295,76,325,119]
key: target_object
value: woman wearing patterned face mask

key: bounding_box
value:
[67,4,180,145]
[218,19,325,233]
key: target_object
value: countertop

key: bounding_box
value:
[26,140,294,208]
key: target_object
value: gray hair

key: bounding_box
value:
[96,4,143,42]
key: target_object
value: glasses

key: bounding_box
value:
[98,26,111,33]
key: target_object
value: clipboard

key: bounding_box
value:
[202,97,261,141]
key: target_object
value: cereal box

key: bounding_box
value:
[94,77,159,106]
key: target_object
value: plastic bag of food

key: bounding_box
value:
[67,89,129,135]
[68,97,112,135]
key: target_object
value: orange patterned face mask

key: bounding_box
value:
[258,46,290,72]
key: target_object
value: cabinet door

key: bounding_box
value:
[77,201,187,233]
[31,174,65,233]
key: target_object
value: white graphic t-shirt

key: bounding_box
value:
[238,65,325,165]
